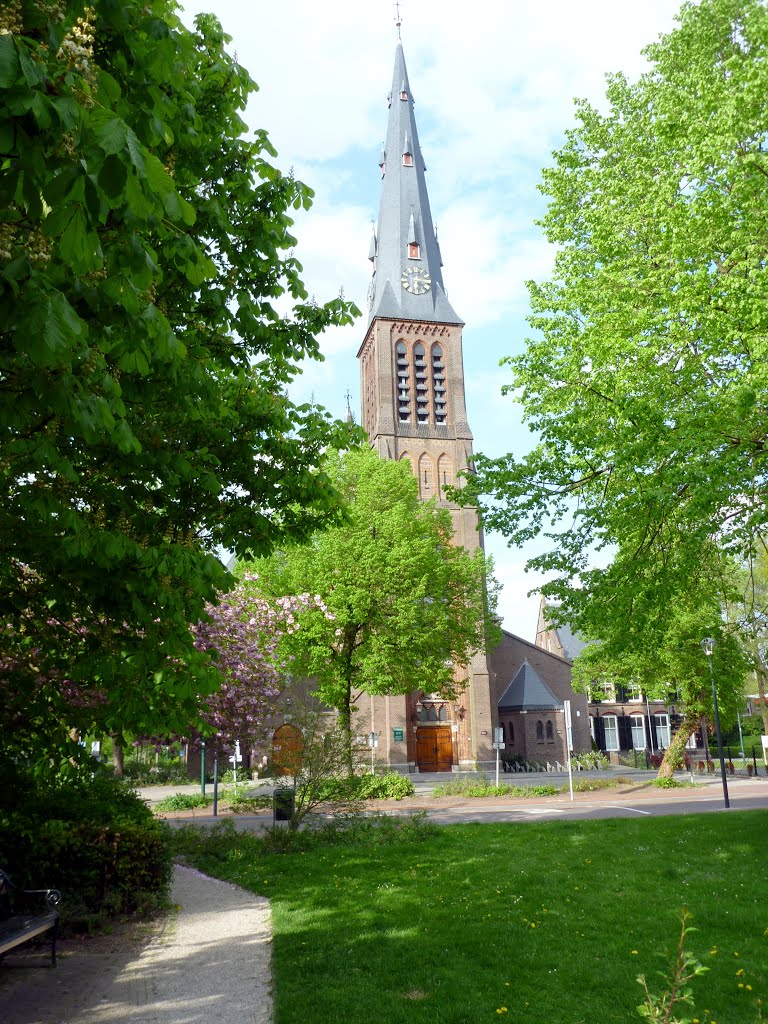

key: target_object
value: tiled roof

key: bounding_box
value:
[497,659,563,711]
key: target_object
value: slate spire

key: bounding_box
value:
[366,41,462,326]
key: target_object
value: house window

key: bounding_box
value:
[630,714,646,750]
[654,714,671,749]
[627,682,643,702]
[546,720,554,741]
[508,722,514,743]
[536,720,544,740]
[603,715,619,751]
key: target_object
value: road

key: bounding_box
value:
[138,769,768,829]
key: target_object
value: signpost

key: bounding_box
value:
[492,727,505,788]
[229,740,242,789]
[564,701,574,802]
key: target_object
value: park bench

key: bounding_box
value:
[0,869,61,967]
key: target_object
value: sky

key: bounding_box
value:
[178,0,685,640]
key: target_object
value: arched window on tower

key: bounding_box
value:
[432,345,447,423]
[418,453,433,498]
[437,454,452,496]
[395,341,411,422]
[414,344,428,422]
[546,720,554,741]
[536,720,544,741]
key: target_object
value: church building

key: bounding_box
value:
[356,35,591,771]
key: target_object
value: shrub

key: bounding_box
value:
[310,772,415,803]
[652,777,682,789]
[571,750,609,770]
[0,761,173,928]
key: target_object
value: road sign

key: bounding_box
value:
[229,740,242,764]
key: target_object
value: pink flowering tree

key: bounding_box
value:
[1,568,329,769]
[184,577,331,756]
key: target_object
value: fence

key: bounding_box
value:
[620,745,767,777]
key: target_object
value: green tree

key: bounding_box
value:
[249,447,499,741]
[457,0,767,699]
[0,0,358,757]
[724,542,768,735]
[569,544,748,776]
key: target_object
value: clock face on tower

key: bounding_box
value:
[401,267,432,295]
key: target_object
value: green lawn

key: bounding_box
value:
[181,812,767,1024]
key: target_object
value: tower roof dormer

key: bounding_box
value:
[366,41,462,327]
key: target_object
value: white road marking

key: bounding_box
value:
[607,804,651,815]
[523,808,565,815]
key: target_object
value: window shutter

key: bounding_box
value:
[594,715,606,751]
[617,716,632,751]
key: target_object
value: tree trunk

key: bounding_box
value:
[756,663,768,737]
[336,684,355,776]
[657,709,700,779]
[111,733,124,777]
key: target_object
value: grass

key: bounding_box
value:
[178,810,767,1024]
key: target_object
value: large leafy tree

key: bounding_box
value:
[0,0,358,751]
[249,447,499,736]
[724,543,768,735]
[568,544,749,775]
[459,0,765,694]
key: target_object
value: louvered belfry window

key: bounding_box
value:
[414,343,429,422]
[396,341,410,422]
[432,344,446,423]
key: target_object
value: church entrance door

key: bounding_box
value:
[416,726,453,772]
[272,724,303,776]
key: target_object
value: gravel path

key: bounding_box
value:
[0,865,273,1024]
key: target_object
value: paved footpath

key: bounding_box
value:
[0,865,272,1024]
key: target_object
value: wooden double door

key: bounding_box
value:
[416,726,453,772]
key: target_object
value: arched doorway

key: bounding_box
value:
[272,723,303,776]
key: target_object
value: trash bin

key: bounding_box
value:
[273,787,295,822]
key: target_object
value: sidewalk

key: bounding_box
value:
[0,865,272,1024]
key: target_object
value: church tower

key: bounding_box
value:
[358,36,494,771]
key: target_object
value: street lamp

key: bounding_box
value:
[700,637,730,809]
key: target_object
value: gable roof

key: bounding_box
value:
[497,659,563,712]
[555,621,587,662]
